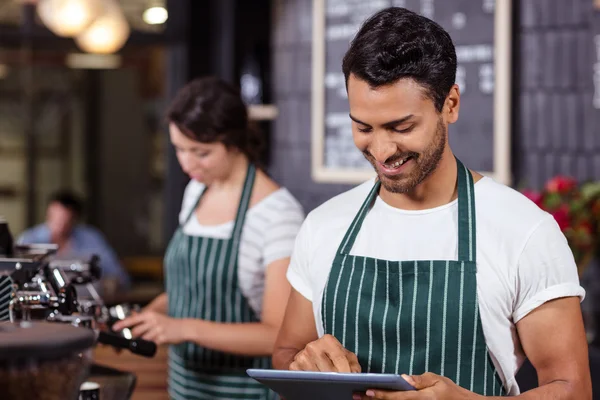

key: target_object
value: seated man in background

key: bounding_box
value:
[18,190,131,291]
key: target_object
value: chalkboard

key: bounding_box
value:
[311,0,512,184]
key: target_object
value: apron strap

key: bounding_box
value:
[182,188,205,226]
[180,163,257,243]
[456,158,476,263]
[231,163,256,248]
[337,158,477,263]
[337,180,380,255]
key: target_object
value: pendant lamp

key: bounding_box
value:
[37,0,102,37]
[75,0,130,54]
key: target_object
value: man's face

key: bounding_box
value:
[46,202,76,240]
[348,75,455,194]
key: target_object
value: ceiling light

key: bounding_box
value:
[142,6,168,25]
[75,0,130,54]
[37,0,102,37]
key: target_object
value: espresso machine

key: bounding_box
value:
[0,217,156,399]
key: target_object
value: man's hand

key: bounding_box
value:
[112,311,185,345]
[289,334,361,373]
[356,373,479,400]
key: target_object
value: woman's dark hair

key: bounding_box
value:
[342,7,457,112]
[49,190,83,218]
[166,76,264,165]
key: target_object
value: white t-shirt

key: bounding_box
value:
[180,180,305,316]
[287,177,585,395]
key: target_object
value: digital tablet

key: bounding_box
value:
[246,369,415,400]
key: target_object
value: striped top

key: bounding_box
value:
[179,179,304,315]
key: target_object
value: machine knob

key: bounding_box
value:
[56,284,78,315]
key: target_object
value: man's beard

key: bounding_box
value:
[364,119,447,194]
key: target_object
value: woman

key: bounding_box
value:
[113,77,304,399]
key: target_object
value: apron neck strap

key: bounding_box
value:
[337,158,476,263]
[456,158,476,263]
[231,163,256,245]
[182,163,257,245]
[337,181,380,255]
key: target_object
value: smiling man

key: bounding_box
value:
[272,7,592,400]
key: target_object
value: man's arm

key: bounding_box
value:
[511,296,591,399]
[272,288,319,369]
[273,288,361,372]
[360,297,591,400]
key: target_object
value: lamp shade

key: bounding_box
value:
[37,0,102,37]
[75,0,130,54]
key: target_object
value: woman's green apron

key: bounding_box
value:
[165,164,275,399]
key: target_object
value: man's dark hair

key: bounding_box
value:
[49,190,83,218]
[167,76,265,166]
[342,7,457,112]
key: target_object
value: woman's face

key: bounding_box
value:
[169,122,238,184]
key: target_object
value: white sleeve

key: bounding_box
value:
[262,197,305,265]
[286,215,314,302]
[512,215,586,323]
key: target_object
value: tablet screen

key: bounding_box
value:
[247,369,415,400]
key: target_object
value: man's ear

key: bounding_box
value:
[445,84,460,124]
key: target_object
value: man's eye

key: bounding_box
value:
[393,126,414,134]
[358,127,372,133]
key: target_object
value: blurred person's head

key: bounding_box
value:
[46,190,83,240]
[343,7,459,194]
[166,76,264,185]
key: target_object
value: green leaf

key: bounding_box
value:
[581,182,600,200]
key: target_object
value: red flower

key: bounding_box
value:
[545,176,577,194]
[551,205,571,231]
[523,190,543,207]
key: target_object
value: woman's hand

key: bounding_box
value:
[112,311,186,345]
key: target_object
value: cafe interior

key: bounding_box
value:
[1,0,600,399]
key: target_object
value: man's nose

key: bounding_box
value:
[368,134,398,164]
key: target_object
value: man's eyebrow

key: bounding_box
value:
[349,114,414,128]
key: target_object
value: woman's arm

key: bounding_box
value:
[181,257,292,356]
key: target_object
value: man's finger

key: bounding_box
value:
[347,351,362,373]
[364,389,419,399]
[407,372,438,390]
[314,350,337,372]
[327,352,353,372]
[319,335,355,372]
[290,351,317,371]
[304,341,338,372]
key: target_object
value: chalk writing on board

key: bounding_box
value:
[594,35,600,109]
[321,0,497,173]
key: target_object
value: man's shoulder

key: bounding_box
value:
[74,225,106,242]
[475,177,551,235]
[17,224,49,243]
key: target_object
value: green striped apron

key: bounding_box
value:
[164,164,275,400]
[322,158,506,396]
[0,276,12,321]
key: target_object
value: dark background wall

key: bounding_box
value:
[515,0,600,189]
[270,0,352,213]
[270,0,600,214]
